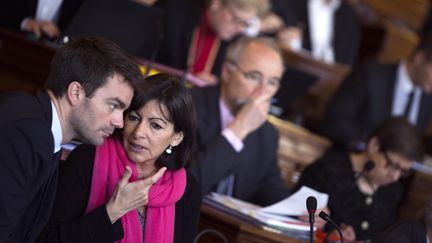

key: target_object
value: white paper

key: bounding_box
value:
[258,186,328,216]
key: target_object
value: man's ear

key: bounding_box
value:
[367,137,380,155]
[171,131,184,147]
[209,0,221,11]
[221,62,233,84]
[66,81,83,106]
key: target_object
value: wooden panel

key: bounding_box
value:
[281,47,351,123]
[0,28,56,94]
[268,116,331,188]
[364,0,430,30]
[377,21,419,63]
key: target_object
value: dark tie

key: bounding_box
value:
[403,91,414,118]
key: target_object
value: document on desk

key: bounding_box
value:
[258,186,329,216]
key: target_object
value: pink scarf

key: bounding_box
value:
[85,137,186,243]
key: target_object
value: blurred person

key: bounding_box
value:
[0,37,142,242]
[371,198,432,243]
[296,117,425,241]
[155,0,269,85]
[189,36,289,206]
[0,0,85,39]
[37,74,201,243]
[320,31,432,150]
[264,0,361,65]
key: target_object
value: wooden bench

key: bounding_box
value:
[268,116,331,188]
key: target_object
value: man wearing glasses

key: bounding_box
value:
[156,0,269,85]
[295,117,424,242]
[189,36,291,206]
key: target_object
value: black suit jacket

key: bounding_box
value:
[189,86,290,206]
[320,62,432,148]
[272,0,361,65]
[0,91,59,242]
[37,144,201,243]
[155,0,228,76]
[0,0,84,32]
[371,220,428,243]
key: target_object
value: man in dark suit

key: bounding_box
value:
[0,0,84,39]
[0,37,143,242]
[320,31,432,150]
[267,0,361,119]
[272,0,361,65]
[189,36,291,206]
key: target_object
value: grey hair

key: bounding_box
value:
[220,0,269,17]
[225,36,283,65]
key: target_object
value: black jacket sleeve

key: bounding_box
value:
[174,171,202,243]
[36,144,123,243]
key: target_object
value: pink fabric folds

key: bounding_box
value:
[85,137,186,243]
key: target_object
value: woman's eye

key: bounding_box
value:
[151,122,162,130]
[127,114,140,122]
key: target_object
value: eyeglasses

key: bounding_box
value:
[228,61,280,88]
[383,152,413,178]
[226,6,255,28]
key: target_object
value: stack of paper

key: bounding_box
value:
[204,186,329,238]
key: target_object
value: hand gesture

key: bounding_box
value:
[228,86,271,140]
[106,166,166,223]
[298,207,330,229]
[22,18,60,38]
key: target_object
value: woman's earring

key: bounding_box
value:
[165,145,173,154]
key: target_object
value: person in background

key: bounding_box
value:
[320,31,432,151]
[372,198,432,243]
[155,0,269,85]
[189,36,289,205]
[0,37,142,242]
[37,73,201,243]
[296,117,424,242]
[0,0,85,39]
[264,0,361,66]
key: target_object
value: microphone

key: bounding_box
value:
[306,196,317,243]
[319,211,344,243]
[351,160,375,188]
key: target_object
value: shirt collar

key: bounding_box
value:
[397,61,415,93]
[310,0,341,11]
[50,100,62,153]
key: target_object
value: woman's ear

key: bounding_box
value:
[66,81,83,106]
[171,131,184,147]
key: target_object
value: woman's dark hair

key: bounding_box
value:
[369,117,424,162]
[46,36,142,98]
[126,73,196,170]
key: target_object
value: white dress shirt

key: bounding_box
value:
[308,0,341,63]
[392,62,421,125]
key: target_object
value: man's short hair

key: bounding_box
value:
[220,0,269,17]
[46,37,143,98]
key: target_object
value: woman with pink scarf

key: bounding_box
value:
[37,73,201,243]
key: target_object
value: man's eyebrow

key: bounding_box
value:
[110,97,128,109]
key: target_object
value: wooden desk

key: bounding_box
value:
[198,204,304,243]
[0,28,56,94]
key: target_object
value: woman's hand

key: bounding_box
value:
[298,207,330,229]
[106,166,166,223]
